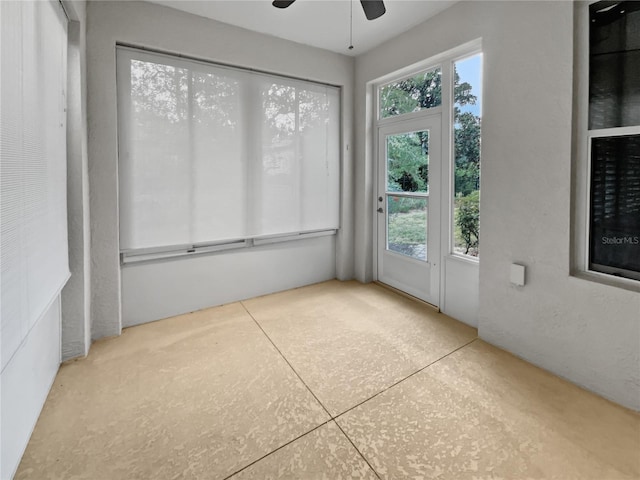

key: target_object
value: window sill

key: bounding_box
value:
[120,229,338,266]
[570,270,640,294]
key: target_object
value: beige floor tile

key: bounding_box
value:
[243,280,477,415]
[15,303,329,480]
[337,340,640,480]
[231,421,377,480]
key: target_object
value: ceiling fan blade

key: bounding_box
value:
[273,0,296,8]
[360,0,386,20]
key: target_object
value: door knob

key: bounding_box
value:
[378,196,383,202]
[377,207,384,213]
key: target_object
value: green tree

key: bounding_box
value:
[454,112,481,196]
[380,70,442,116]
[379,64,482,257]
[386,132,428,192]
[456,190,480,255]
[380,70,478,194]
[380,69,476,119]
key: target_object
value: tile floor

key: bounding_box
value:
[15,280,640,479]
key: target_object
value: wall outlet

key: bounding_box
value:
[510,263,526,286]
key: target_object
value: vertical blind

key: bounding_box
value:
[116,48,341,252]
[1,0,69,369]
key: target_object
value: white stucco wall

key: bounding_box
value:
[86,1,355,336]
[354,1,640,410]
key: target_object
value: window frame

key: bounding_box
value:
[0,0,71,367]
[586,127,640,282]
[572,1,640,290]
[115,45,341,265]
[449,51,483,260]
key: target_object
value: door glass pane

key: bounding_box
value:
[387,196,427,261]
[379,67,442,119]
[386,131,429,193]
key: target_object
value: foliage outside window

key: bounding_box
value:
[378,69,441,262]
[378,59,482,259]
[453,54,482,257]
[383,129,430,261]
[379,68,442,119]
[386,131,429,194]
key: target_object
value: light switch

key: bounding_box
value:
[510,263,526,286]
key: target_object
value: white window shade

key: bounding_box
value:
[1,0,69,369]
[117,48,341,252]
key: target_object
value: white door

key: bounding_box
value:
[377,115,441,306]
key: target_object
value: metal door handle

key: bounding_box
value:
[377,207,384,213]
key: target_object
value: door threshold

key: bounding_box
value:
[374,281,439,312]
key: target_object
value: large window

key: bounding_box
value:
[116,48,340,259]
[1,0,69,367]
[587,2,640,281]
[376,53,482,261]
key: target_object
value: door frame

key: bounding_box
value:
[374,111,443,307]
[368,40,483,325]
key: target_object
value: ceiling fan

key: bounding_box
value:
[272,0,386,20]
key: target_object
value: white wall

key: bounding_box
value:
[86,1,355,335]
[443,256,479,327]
[62,0,91,361]
[122,237,336,327]
[1,298,61,480]
[354,1,640,411]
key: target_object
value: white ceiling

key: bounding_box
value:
[148,0,459,56]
